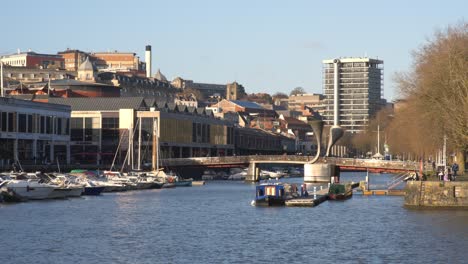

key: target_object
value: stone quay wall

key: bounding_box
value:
[404,181,468,208]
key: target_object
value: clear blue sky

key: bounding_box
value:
[1,0,466,100]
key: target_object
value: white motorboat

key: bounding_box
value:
[4,180,56,200]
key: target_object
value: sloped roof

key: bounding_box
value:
[78,57,95,71]
[51,79,112,87]
[48,97,147,111]
[154,69,168,82]
[282,116,309,126]
[231,100,264,109]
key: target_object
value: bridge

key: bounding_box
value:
[161,155,427,171]
[14,155,427,181]
[159,155,428,182]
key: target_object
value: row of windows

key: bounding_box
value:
[0,111,69,135]
[70,117,100,142]
[4,73,64,79]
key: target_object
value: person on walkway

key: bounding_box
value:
[452,163,459,180]
[438,170,444,181]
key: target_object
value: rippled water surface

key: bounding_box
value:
[1,172,467,264]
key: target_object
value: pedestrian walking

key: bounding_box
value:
[452,163,459,180]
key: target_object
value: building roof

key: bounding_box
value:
[282,116,309,127]
[231,100,264,109]
[322,57,383,64]
[78,57,95,71]
[50,79,113,87]
[48,97,146,111]
[154,69,168,82]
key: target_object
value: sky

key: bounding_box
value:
[1,0,466,101]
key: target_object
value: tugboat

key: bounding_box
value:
[252,182,298,206]
[328,183,353,200]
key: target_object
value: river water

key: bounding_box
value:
[1,172,467,264]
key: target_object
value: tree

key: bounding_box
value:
[390,22,467,167]
[272,92,288,99]
[290,87,306,96]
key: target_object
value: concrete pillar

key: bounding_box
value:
[13,139,18,162]
[246,162,258,182]
[49,141,54,164]
[304,163,337,183]
[66,142,71,165]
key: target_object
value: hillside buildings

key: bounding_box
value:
[1,51,65,69]
[322,57,385,133]
[58,49,146,76]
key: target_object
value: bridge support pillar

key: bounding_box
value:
[246,162,259,182]
[304,163,338,183]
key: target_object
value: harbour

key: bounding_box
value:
[1,172,467,264]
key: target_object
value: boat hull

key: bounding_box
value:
[8,186,55,200]
[254,196,286,206]
[150,182,163,189]
[328,191,352,200]
[162,183,175,188]
[48,188,74,199]
[82,186,105,196]
[174,181,192,187]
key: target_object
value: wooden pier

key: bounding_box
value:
[362,190,405,196]
[285,195,328,207]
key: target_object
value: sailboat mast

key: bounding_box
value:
[138,116,142,170]
[152,117,158,171]
[377,124,380,154]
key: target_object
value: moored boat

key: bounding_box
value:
[3,180,56,200]
[174,176,192,187]
[328,183,353,200]
[252,182,298,206]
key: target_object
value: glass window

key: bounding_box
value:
[0,112,6,132]
[57,118,62,135]
[8,112,14,132]
[46,116,52,134]
[84,117,94,141]
[71,118,83,141]
[18,114,27,133]
[27,115,33,133]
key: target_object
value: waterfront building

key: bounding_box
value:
[234,126,295,155]
[48,97,235,165]
[1,51,64,69]
[322,57,384,133]
[0,97,71,168]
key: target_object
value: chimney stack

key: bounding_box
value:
[145,45,152,78]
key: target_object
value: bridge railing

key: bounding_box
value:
[161,155,429,171]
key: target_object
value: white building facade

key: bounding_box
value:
[322,57,384,133]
